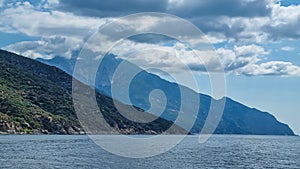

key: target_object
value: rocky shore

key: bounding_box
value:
[0,114,84,135]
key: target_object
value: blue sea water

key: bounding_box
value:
[0,135,299,169]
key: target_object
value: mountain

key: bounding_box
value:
[38,53,296,136]
[0,49,187,135]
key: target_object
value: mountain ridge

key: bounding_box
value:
[2,49,295,135]
[37,52,295,136]
[0,49,187,135]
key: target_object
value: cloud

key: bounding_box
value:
[109,40,272,74]
[167,0,271,18]
[281,46,294,51]
[57,0,168,17]
[215,44,300,76]
[216,44,269,71]
[54,0,275,43]
[237,61,300,76]
[263,3,300,40]
[109,41,300,77]
[175,2,300,43]
[107,39,222,73]
[53,0,300,43]
[3,36,81,59]
[0,1,108,59]
[2,0,300,46]
[0,1,105,37]
[234,44,269,59]
[128,34,177,44]
[57,0,271,18]
[189,2,300,43]
[0,0,5,8]
[1,0,300,77]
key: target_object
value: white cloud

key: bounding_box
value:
[214,44,300,76]
[44,0,59,8]
[215,44,269,71]
[0,1,109,59]
[281,46,294,51]
[110,41,300,77]
[205,32,227,44]
[0,3,104,37]
[271,3,300,27]
[189,2,300,43]
[110,41,276,75]
[265,3,300,40]
[1,0,300,77]
[0,4,211,59]
[108,39,222,74]
[3,36,82,59]
[234,44,269,58]
[238,61,300,76]
[2,0,300,44]
[0,0,5,8]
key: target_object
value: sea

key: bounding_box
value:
[0,135,299,169]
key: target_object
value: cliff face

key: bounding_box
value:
[0,112,82,134]
[0,50,187,135]
[0,113,22,134]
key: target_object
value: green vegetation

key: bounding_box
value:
[0,50,185,134]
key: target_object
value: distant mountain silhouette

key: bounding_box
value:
[37,53,295,135]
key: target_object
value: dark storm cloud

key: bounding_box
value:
[56,0,271,18]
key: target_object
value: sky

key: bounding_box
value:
[0,0,299,134]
